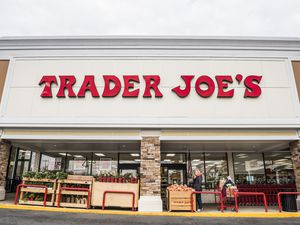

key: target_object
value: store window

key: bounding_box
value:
[6,147,17,180]
[5,147,17,192]
[161,153,186,164]
[190,153,205,182]
[15,149,32,177]
[66,152,92,175]
[29,152,36,171]
[92,152,118,176]
[119,153,140,164]
[264,151,295,184]
[205,153,228,189]
[233,153,265,185]
[40,152,65,172]
[118,153,140,177]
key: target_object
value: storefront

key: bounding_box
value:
[0,36,300,212]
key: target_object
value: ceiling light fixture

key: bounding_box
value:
[58,153,72,157]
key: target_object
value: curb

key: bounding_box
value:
[0,204,300,218]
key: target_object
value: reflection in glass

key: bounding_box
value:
[92,152,118,176]
[205,153,228,189]
[233,153,265,184]
[40,152,64,171]
[264,152,295,184]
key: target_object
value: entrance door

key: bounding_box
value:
[6,148,32,192]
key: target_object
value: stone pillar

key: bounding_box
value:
[138,136,162,212]
[32,152,41,172]
[290,141,300,209]
[227,152,235,181]
[0,140,11,200]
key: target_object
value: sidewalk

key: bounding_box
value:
[2,192,300,218]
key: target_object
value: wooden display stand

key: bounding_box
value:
[55,175,93,208]
[92,179,139,209]
[167,190,196,211]
[19,178,57,206]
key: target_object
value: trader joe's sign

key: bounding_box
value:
[39,74,262,98]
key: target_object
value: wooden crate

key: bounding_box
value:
[92,179,139,208]
[19,178,57,206]
[55,176,93,208]
[167,190,196,211]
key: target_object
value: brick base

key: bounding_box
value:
[0,141,11,200]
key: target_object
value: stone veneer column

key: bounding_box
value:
[0,140,11,200]
[138,136,162,212]
[290,141,300,209]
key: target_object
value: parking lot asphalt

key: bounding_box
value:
[0,208,300,225]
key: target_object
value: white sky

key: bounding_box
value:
[0,0,300,37]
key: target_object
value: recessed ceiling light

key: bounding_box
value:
[95,153,105,157]
[58,153,72,156]
[166,154,175,157]
[134,159,141,162]
[163,159,171,162]
[131,153,140,157]
[192,159,200,162]
[73,155,83,158]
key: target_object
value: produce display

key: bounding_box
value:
[17,171,67,206]
[17,172,140,210]
[23,171,68,180]
[167,184,194,192]
[96,173,138,183]
[55,175,93,209]
[92,176,140,209]
[167,184,195,211]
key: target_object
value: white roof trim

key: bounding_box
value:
[1,36,300,51]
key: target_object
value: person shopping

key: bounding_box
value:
[193,169,203,211]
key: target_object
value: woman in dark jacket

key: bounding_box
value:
[193,169,203,211]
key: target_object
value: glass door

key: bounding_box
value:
[161,164,187,210]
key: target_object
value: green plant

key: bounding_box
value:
[34,172,47,180]
[56,172,68,180]
[22,171,36,179]
[45,171,56,179]
[123,173,133,181]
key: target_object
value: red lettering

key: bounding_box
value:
[143,75,163,98]
[195,76,215,98]
[102,75,121,97]
[244,75,262,98]
[77,75,100,97]
[56,75,76,98]
[39,75,57,98]
[172,75,194,98]
[215,75,234,98]
[122,75,140,97]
